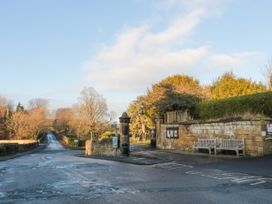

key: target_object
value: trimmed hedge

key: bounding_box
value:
[196,91,272,119]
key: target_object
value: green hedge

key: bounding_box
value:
[196,91,272,119]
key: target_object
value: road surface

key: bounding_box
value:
[1,133,272,203]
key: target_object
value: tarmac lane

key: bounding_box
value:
[0,134,272,203]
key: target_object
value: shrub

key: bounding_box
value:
[196,91,272,119]
[99,131,115,142]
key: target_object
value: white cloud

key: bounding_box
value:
[83,0,262,95]
[209,51,263,69]
[83,0,217,92]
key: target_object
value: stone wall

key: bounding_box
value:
[0,140,39,155]
[85,138,120,156]
[156,119,272,156]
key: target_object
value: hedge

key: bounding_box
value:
[196,91,272,119]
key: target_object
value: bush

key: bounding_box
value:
[99,131,115,142]
[196,91,272,119]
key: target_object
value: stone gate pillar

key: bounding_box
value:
[119,112,131,156]
[155,114,164,148]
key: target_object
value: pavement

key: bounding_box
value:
[79,143,272,178]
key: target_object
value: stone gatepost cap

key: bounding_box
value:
[119,112,130,123]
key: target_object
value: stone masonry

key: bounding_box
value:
[156,113,272,156]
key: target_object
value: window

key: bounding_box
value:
[166,127,179,139]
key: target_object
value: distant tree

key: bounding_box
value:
[54,108,74,133]
[27,108,51,139]
[127,97,153,140]
[16,102,24,112]
[28,98,49,113]
[0,96,8,119]
[263,59,272,90]
[210,72,266,100]
[7,111,30,139]
[68,87,108,140]
[7,100,50,140]
[0,96,8,139]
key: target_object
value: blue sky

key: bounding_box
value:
[0,0,271,116]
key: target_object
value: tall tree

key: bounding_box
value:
[7,100,50,140]
[28,98,49,114]
[263,59,272,90]
[211,72,266,100]
[69,87,108,140]
[127,74,202,139]
[54,108,74,133]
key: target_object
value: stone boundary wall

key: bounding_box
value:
[85,138,120,156]
[0,141,39,155]
[156,120,272,156]
[0,140,37,144]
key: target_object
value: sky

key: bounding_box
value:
[0,0,272,117]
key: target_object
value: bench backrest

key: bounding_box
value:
[219,138,244,148]
[198,138,216,147]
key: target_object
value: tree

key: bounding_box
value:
[16,102,24,112]
[7,111,30,139]
[263,59,272,90]
[127,74,203,139]
[159,75,205,98]
[68,87,108,140]
[28,98,49,112]
[127,97,153,140]
[7,100,50,140]
[0,96,8,139]
[0,96,8,119]
[27,107,51,139]
[54,108,74,133]
[144,75,203,120]
[210,72,266,100]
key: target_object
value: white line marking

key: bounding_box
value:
[250,180,267,186]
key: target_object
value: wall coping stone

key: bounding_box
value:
[163,118,272,125]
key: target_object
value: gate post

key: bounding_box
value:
[119,112,131,156]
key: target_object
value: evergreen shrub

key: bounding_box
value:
[196,91,272,119]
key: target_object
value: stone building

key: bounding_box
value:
[156,111,272,156]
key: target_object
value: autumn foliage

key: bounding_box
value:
[128,72,268,139]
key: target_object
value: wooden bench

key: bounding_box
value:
[215,138,245,157]
[193,138,217,155]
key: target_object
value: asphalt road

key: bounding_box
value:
[1,133,272,204]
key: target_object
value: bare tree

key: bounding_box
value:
[69,87,108,139]
[54,108,74,132]
[79,87,108,127]
[7,111,30,139]
[0,96,7,118]
[262,59,272,90]
[7,99,50,140]
[28,98,49,112]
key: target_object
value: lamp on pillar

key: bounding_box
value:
[140,103,144,115]
[119,112,131,156]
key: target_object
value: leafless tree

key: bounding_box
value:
[262,59,272,90]
[6,99,50,140]
[54,108,74,132]
[69,87,108,139]
[28,98,49,112]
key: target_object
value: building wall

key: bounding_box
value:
[156,120,272,156]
